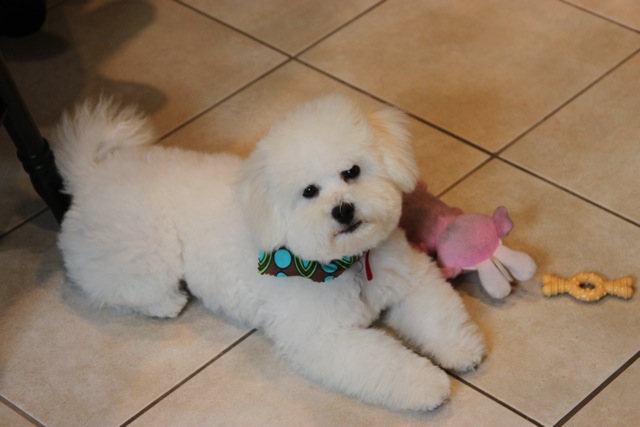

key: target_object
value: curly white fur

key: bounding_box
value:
[54,95,485,411]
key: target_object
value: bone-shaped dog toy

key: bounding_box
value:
[542,272,634,302]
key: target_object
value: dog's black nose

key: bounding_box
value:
[332,202,355,225]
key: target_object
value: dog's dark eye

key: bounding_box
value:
[341,165,360,181]
[303,185,319,199]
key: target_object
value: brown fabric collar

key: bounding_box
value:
[258,247,372,283]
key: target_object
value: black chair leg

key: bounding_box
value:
[0,52,70,224]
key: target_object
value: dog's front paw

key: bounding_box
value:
[389,363,451,412]
[418,368,451,411]
[431,328,486,373]
[437,344,484,373]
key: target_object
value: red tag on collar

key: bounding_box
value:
[365,251,373,281]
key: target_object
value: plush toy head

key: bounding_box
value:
[437,208,512,270]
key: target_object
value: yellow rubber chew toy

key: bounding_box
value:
[542,272,635,302]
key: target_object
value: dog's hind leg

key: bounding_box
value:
[271,326,451,411]
[135,289,189,318]
[125,277,189,318]
[63,255,189,318]
[59,214,189,318]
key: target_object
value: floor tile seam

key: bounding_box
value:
[432,150,640,228]
[0,207,50,240]
[172,0,293,58]
[293,58,493,157]
[405,111,493,156]
[119,328,256,427]
[292,0,388,58]
[156,55,389,145]
[497,46,640,156]
[553,349,640,427]
[447,371,545,427]
[174,0,388,59]
[0,394,44,427]
[559,0,640,34]
[435,157,494,199]
[155,59,292,144]
[497,157,640,228]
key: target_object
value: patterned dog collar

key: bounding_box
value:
[258,247,370,283]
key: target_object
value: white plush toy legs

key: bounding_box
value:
[474,243,537,299]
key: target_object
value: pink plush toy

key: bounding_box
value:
[400,181,536,299]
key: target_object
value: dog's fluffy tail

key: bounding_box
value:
[54,97,154,194]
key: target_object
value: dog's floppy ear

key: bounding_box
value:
[368,107,419,193]
[236,153,287,251]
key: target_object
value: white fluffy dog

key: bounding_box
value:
[54,95,485,411]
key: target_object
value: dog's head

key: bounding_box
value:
[237,95,418,263]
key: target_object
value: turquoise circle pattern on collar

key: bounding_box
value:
[258,247,360,283]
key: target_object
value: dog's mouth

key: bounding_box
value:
[338,221,363,235]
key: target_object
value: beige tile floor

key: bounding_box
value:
[1,1,638,426]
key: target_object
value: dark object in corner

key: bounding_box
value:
[0,0,47,37]
[0,52,71,223]
[1,0,71,223]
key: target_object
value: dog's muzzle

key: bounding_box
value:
[332,202,362,234]
[332,202,355,225]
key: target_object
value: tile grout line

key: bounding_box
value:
[554,350,640,427]
[171,0,389,67]
[119,329,256,427]
[177,0,389,60]
[435,157,494,199]
[497,46,640,156]
[404,109,493,156]
[0,395,45,427]
[176,0,486,160]
[0,207,52,240]
[434,155,640,231]
[441,155,640,230]
[294,58,493,156]
[447,372,545,427]
[293,0,388,58]
[155,59,292,143]
[172,0,292,58]
[498,157,640,228]
[559,0,640,34]
[152,0,387,145]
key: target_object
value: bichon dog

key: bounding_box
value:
[54,95,485,411]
